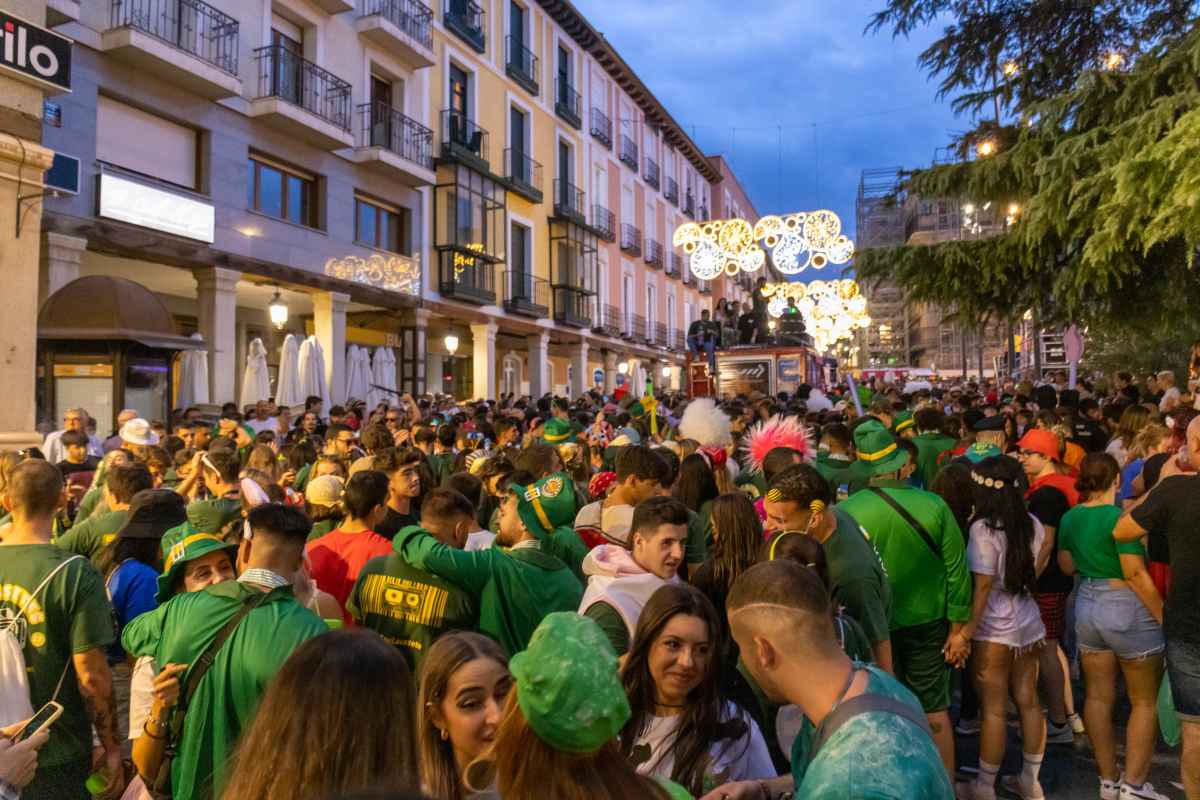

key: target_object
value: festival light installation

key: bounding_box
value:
[672,218,765,279]
[675,209,854,281]
[760,279,871,352]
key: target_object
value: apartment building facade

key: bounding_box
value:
[31,0,736,427]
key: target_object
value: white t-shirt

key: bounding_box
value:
[1160,386,1181,412]
[129,656,156,739]
[1105,437,1127,467]
[966,516,1047,649]
[245,417,279,435]
[631,702,775,789]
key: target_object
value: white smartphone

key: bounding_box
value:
[12,701,63,742]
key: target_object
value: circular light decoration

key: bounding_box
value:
[752,210,855,276]
[759,278,871,352]
[675,219,764,280]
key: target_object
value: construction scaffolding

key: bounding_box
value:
[854,168,913,368]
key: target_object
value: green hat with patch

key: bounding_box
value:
[891,409,915,435]
[964,442,1003,464]
[853,419,911,477]
[509,612,630,753]
[156,532,239,603]
[541,417,576,445]
[160,499,243,557]
[512,471,577,540]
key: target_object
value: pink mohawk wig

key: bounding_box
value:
[741,416,814,474]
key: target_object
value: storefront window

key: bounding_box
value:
[125,360,169,424]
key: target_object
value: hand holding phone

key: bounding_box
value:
[7,702,61,744]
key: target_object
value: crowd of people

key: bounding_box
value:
[1,361,1199,799]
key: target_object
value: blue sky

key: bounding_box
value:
[572,0,969,245]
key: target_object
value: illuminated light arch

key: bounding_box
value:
[678,210,855,281]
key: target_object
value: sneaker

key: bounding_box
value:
[1069,712,1086,734]
[1120,782,1170,800]
[1000,774,1045,800]
[1046,719,1074,744]
[956,717,981,736]
[1100,776,1121,800]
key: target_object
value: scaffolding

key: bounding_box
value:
[854,168,912,367]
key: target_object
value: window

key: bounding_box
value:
[511,221,530,275]
[248,156,317,227]
[509,1,525,47]
[356,196,410,254]
[450,64,470,119]
[97,96,198,189]
[557,44,571,86]
[647,283,657,336]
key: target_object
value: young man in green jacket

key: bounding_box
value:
[911,407,957,490]
[838,419,971,780]
[56,462,153,563]
[392,472,584,656]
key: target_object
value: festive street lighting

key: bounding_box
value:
[976,139,997,157]
[675,210,855,281]
[759,279,872,352]
[268,288,288,329]
[1002,60,1019,77]
[1102,50,1125,71]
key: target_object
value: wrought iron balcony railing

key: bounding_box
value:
[555,77,582,128]
[644,238,663,268]
[110,0,239,75]
[501,270,549,317]
[360,0,433,50]
[440,109,489,166]
[505,35,538,94]
[253,44,352,130]
[619,134,638,171]
[664,176,679,205]
[590,107,612,149]
[644,157,659,190]
[444,0,485,52]
[505,148,543,198]
[553,179,585,222]
[358,102,433,169]
[591,204,616,241]
[620,224,641,256]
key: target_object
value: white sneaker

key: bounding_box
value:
[1099,775,1121,800]
[1069,712,1086,734]
[1119,781,1170,800]
[1001,774,1045,800]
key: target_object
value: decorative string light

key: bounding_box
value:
[759,279,871,352]
[675,209,855,280]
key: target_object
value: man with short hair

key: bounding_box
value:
[579,496,686,655]
[123,504,326,800]
[574,444,669,549]
[687,309,719,372]
[429,425,458,487]
[348,487,480,671]
[56,429,100,480]
[911,408,956,489]
[57,462,154,563]
[244,400,279,436]
[166,450,243,551]
[374,449,424,539]
[42,407,103,464]
[324,423,361,462]
[0,461,123,799]
[1158,370,1182,413]
[813,422,870,497]
[393,472,583,655]
[706,560,953,799]
[306,470,393,617]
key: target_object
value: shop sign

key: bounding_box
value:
[98,172,215,242]
[0,11,72,93]
[54,363,113,378]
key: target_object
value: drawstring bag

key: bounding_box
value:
[1159,673,1181,747]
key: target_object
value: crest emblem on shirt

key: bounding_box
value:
[540,477,564,499]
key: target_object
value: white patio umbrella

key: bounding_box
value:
[239,338,270,408]
[344,344,371,404]
[275,334,303,409]
[176,334,209,408]
[368,346,397,409]
[298,335,327,410]
[380,347,398,400]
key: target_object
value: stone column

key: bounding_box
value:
[0,134,54,449]
[427,354,444,396]
[602,349,618,394]
[193,267,241,405]
[526,332,550,399]
[470,321,498,401]
[313,291,349,406]
[38,232,86,307]
[571,339,590,397]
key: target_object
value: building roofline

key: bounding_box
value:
[535,0,723,185]
[705,154,760,220]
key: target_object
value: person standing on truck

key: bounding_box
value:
[687,310,719,373]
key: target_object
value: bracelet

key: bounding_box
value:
[142,718,168,740]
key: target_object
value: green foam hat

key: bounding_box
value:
[156,532,239,603]
[853,419,911,477]
[509,612,630,753]
[891,409,914,434]
[512,471,578,540]
[541,417,576,445]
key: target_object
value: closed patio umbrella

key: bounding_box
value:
[239,338,270,409]
[275,334,302,409]
[176,334,209,408]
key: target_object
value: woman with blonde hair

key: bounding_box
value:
[417,633,510,800]
[1119,423,1170,505]
[1105,406,1155,467]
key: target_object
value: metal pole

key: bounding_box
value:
[1006,318,1016,378]
[1032,309,1043,378]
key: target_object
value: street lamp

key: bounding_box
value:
[268,288,288,330]
[1002,60,1019,78]
[661,366,671,378]
[618,362,629,375]
[444,334,459,398]
[975,139,997,158]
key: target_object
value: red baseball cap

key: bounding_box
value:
[1017,429,1061,461]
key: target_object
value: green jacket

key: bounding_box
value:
[429,452,456,487]
[122,581,326,800]
[839,485,971,629]
[393,526,583,656]
[55,509,129,564]
[912,432,957,490]
[815,453,871,496]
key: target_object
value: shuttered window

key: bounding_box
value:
[96,96,197,189]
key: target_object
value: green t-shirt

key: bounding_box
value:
[55,509,130,563]
[824,508,893,648]
[912,432,957,490]
[583,600,631,655]
[306,517,341,543]
[815,453,871,497]
[393,527,583,656]
[0,545,115,768]
[429,452,456,487]
[545,526,589,584]
[347,551,478,672]
[122,581,326,800]
[790,664,954,799]
[74,487,104,524]
[1059,504,1145,580]
[686,506,710,565]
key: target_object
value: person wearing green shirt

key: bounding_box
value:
[911,408,957,490]
[813,422,870,497]
[123,504,326,800]
[0,460,123,800]
[578,496,688,655]
[838,420,970,779]
[392,472,583,656]
[56,461,153,565]
[708,559,952,800]
[347,487,479,672]
[429,426,457,487]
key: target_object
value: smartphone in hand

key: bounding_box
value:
[12,702,62,742]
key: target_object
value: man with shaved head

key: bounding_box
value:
[699,560,952,800]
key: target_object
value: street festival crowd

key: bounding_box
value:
[5,355,1200,800]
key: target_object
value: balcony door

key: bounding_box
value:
[557,45,571,100]
[270,20,303,105]
[558,140,571,207]
[511,106,528,183]
[510,2,525,50]
[370,75,394,149]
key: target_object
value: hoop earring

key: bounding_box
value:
[440,728,449,741]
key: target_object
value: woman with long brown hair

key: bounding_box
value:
[417,633,510,800]
[221,629,419,800]
[690,492,762,655]
[620,584,773,796]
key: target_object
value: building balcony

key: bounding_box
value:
[505,36,539,95]
[653,321,669,348]
[591,204,615,241]
[555,78,582,129]
[644,157,660,190]
[664,176,679,205]
[554,286,592,328]
[665,251,681,278]
[670,328,685,350]
[102,0,241,99]
[619,134,638,171]
[356,0,435,70]
[629,313,648,343]
[620,224,641,256]
[438,254,495,305]
[351,102,435,186]
[593,303,622,337]
[501,271,549,318]
[683,190,696,219]
[438,109,490,173]
[444,0,485,52]
[699,279,712,295]
[590,107,612,149]
[48,0,82,26]
[644,239,663,269]
[504,149,543,203]
[249,45,353,148]
[312,0,354,12]
[553,179,586,225]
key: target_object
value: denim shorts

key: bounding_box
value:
[1074,579,1164,661]
[1167,636,1200,721]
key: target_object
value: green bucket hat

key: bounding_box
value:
[509,612,629,753]
[160,498,243,557]
[541,417,576,445]
[891,409,914,435]
[963,442,1002,464]
[628,400,647,420]
[512,471,577,540]
[853,419,911,477]
[156,533,239,603]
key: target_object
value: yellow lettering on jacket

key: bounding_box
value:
[360,574,449,628]
[0,584,44,625]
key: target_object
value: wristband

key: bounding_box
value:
[142,720,167,741]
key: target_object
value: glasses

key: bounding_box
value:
[386,416,400,423]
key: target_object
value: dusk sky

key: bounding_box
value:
[572,0,972,249]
